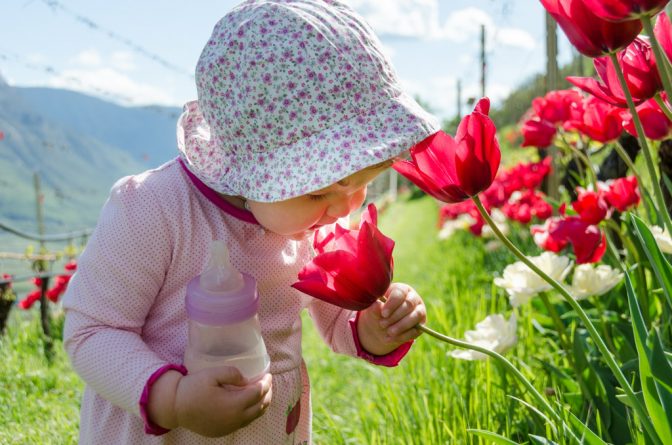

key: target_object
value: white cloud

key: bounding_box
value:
[441,7,493,42]
[497,27,536,50]
[345,1,535,50]
[47,67,176,106]
[72,49,102,67]
[110,51,135,72]
[345,0,441,39]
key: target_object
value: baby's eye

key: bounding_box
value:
[308,193,328,201]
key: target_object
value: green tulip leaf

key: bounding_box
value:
[649,328,672,394]
[566,409,610,445]
[467,429,519,444]
[630,214,672,310]
[625,273,672,444]
[529,435,559,445]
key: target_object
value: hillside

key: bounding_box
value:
[0,82,181,233]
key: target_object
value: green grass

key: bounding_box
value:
[0,311,82,444]
[0,195,557,444]
[306,196,553,444]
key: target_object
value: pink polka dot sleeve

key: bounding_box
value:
[62,174,175,419]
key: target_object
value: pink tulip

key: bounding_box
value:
[292,204,394,311]
[393,98,501,203]
[540,0,642,57]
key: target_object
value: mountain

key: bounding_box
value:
[0,82,182,233]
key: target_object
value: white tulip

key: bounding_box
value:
[438,214,476,240]
[482,208,509,238]
[450,313,518,360]
[650,226,672,254]
[568,264,623,300]
[494,252,573,307]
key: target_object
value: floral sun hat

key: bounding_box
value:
[177,0,440,202]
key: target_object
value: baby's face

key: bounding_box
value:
[247,163,390,240]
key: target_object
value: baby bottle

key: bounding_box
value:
[183,240,270,380]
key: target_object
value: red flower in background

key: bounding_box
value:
[572,188,611,224]
[521,118,557,148]
[17,261,77,309]
[540,0,642,57]
[582,0,669,21]
[531,216,607,264]
[292,204,393,311]
[623,95,672,140]
[532,89,584,124]
[503,190,553,224]
[568,38,662,107]
[393,98,501,203]
[563,96,624,142]
[602,176,641,211]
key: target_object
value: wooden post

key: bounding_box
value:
[33,172,53,362]
[457,79,462,121]
[480,25,486,98]
[545,12,560,201]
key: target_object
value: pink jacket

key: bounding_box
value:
[63,159,411,444]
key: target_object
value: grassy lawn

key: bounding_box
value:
[0,195,552,444]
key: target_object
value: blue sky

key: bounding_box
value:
[1,0,576,121]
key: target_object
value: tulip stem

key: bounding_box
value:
[609,52,672,239]
[557,131,598,188]
[654,93,672,122]
[642,15,672,117]
[415,323,574,437]
[472,194,662,445]
[611,141,656,224]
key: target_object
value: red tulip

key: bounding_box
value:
[582,0,669,21]
[623,95,672,140]
[292,204,394,311]
[521,118,557,148]
[568,38,663,107]
[503,190,553,223]
[572,187,610,224]
[532,89,583,124]
[531,216,607,263]
[655,12,672,63]
[540,0,643,57]
[393,98,500,203]
[602,176,641,211]
[563,96,624,142]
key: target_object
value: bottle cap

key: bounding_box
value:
[186,240,259,325]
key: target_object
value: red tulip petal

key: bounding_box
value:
[393,159,468,203]
[655,12,672,64]
[312,251,380,310]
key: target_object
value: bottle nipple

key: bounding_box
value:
[199,240,245,293]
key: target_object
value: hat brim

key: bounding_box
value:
[178,92,439,202]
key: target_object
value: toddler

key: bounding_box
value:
[63,0,439,443]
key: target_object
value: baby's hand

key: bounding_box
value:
[173,367,272,437]
[357,283,426,356]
